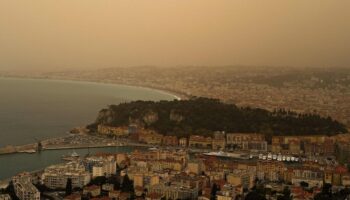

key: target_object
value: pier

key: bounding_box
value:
[0,134,157,155]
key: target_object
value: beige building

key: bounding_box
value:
[133,174,160,188]
[292,168,324,188]
[109,190,121,199]
[83,185,101,197]
[226,133,266,151]
[12,173,40,200]
[97,125,129,137]
[102,183,114,192]
[162,136,178,146]
[42,162,91,190]
[116,153,127,165]
[133,174,144,187]
[138,130,163,145]
[227,170,252,189]
[179,137,188,147]
[212,132,226,150]
[149,184,199,200]
[216,191,236,200]
[187,160,205,175]
[85,157,117,178]
[189,135,212,149]
[341,174,350,187]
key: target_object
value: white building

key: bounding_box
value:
[42,161,91,189]
[12,173,40,200]
[86,157,117,178]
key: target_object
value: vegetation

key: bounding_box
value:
[122,174,134,193]
[121,174,135,199]
[89,97,347,138]
[277,187,292,200]
[87,176,107,186]
[210,183,219,200]
[1,181,19,200]
[65,178,72,196]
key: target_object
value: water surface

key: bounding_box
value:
[0,77,175,179]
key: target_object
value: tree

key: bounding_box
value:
[89,176,107,186]
[314,183,332,200]
[90,98,347,138]
[65,178,72,196]
[245,191,266,200]
[322,183,332,196]
[4,181,19,200]
[211,183,219,200]
[333,187,350,200]
[121,174,134,193]
[277,187,292,200]
[300,181,309,189]
[107,175,121,190]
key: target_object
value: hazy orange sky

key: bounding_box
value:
[0,0,349,71]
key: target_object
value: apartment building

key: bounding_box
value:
[42,162,91,189]
[12,173,40,200]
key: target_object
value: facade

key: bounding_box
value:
[131,149,187,166]
[272,135,336,156]
[216,190,236,200]
[116,153,127,165]
[226,133,266,151]
[212,132,226,150]
[146,192,163,200]
[109,190,121,199]
[102,183,114,192]
[187,160,205,175]
[179,137,188,147]
[257,160,284,182]
[63,194,81,200]
[292,168,324,188]
[336,142,350,164]
[132,174,160,188]
[97,125,129,137]
[342,174,350,187]
[85,156,117,178]
[138,130,163,145]
[12,174,40,200]
[149,184,199,200]
[133,174,144,187]
[189,135,212,149]
[162,136,178,146]
[83,185,101,197]
[42,162,91,189]
[242,140,267,151]
[0,194,11,200]
[227,170,252,189]
[272,136,301,154]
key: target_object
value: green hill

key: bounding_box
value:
[88,97,347,138]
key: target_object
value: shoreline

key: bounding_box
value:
[0,75,189,101]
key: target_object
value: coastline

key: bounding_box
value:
[0,76,188,180]
[0,75,188,101]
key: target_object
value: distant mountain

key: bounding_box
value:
[88,97,348,138]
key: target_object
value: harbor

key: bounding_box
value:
[0,133,126,155]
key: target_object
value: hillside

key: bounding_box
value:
[88,97,348,138]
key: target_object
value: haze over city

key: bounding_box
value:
[1,1,350,200]
[1,0,350,71]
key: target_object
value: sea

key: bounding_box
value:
[0,77,176,180]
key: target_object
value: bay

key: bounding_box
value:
[0,77,175,180]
